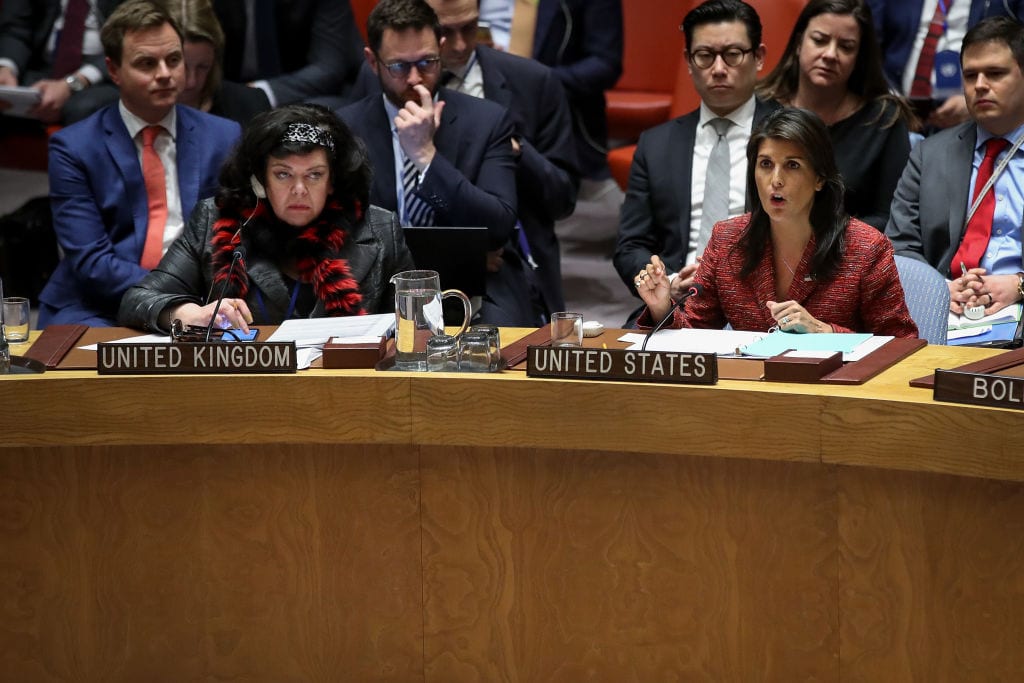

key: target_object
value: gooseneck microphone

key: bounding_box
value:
[204,245,247,342]
[641,283,703,352]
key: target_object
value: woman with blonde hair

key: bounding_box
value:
[167,0,270,125]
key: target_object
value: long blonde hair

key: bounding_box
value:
[165,0,224,108]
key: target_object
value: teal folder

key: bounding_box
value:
[739,331,873,357]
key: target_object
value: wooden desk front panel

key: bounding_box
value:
[1,444,423,682]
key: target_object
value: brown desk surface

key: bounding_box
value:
[2,329,1023,682]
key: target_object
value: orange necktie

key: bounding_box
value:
[139,125,168,270]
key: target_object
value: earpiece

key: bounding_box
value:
[250,174,266,198]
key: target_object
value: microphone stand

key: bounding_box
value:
[204,246,246,342]
[641,284,703,352]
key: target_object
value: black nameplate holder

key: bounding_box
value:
[933,368,1024,411]
[97,342,297,375]
[526,346,717,385]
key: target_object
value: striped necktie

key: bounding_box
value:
[403,156,434,226]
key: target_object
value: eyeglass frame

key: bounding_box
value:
[687,46,756,69]
[375,54,442,78]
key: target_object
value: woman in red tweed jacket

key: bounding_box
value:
[634,107,917,338]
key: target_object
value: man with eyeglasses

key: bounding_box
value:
[614,0,778,323]
[337,0,540,325]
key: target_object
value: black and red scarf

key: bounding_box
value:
[210,199,366,317]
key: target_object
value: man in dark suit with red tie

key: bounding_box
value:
[887,17,1024,316]
[37,0,240,326]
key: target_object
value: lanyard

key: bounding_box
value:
[254,279,303,322]
[964,132,1024,225]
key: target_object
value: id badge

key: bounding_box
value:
[933,50,962,99]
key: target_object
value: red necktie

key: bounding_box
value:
[51,0,90,78]
[140,126,168,270]
[953,137,1010,272]
[909,0,952,99]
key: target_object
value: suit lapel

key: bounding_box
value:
[175,106,199,217]
[434,90,460,163]
[363,97,399,210]
[672,113,698,255]
[948,123,976,251]
[477,49,512,109]
[103,107,148,255]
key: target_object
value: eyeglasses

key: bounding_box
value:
[688,47,754,69]
[379,56,442,78]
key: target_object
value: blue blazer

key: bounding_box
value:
[38,104,241,326]
[868,0,1024,91]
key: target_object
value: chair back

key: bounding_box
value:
[894,255,949,345]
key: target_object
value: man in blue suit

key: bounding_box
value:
[337,0,539,325]
[38,0,240,327]
[427,0,579,314]
[868,0,1024,129]
[479,0,622,180]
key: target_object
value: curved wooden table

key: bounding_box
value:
[2,335,1023,681]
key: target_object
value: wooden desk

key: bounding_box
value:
[2,339,1023,681]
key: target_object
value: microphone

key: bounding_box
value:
[641,283,703,352]
[204,244,246,342]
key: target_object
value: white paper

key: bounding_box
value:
[266,314,394,348]
[948,302,1021,330]
[80,333,170,351]
[619,328,767,355]
[0,85,42,117]
[620,328,892,362]
[948,325,992,340]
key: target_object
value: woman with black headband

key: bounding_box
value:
[119,104,414,332]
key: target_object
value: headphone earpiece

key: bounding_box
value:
[250,174,266,199]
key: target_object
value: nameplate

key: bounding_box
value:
[97,342,297,375]
[933,369,1024,410]
[526,346,717,384]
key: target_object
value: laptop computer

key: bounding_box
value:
[401,226,488,298]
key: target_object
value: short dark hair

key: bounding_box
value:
[100,0,183,64]
[681,0,762,51]
[756,0,913,129]
[367,0,442,54]
[962,15,1024,70]
[217,104,372,225]
[740,107,848,281]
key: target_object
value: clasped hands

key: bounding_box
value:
[949,268,1020,316]
[635,255,829,332]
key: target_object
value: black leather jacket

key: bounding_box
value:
[118,198,414,332]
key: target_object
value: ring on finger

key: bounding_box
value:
[782,315,790,325]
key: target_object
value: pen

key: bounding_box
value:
[961,261,968,280]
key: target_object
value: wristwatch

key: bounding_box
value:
[64,73,87,93]
[1017,272,1024,302]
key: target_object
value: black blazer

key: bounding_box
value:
[475,45,579,310]
[0,0,122,77]
[613,98,779,294]
[212,0,364,105]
